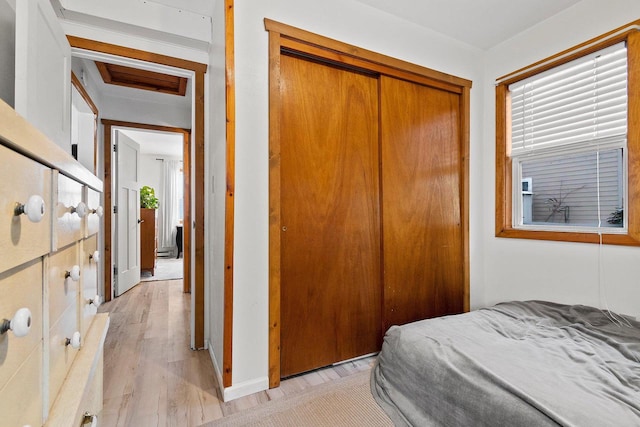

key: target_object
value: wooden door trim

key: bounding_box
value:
[71,36,208,349]
[266,19,471,387]
[182,130,191,294]
[264,19,472,90]
[223,0,236,388]
[67,36,207,74]
[267,29,282,389]
[461,86,471,313]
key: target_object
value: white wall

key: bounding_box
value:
[230,0,485,395]
[482,0,640,318]
[100,93,191,130]
[59,9,209,64]
[139,153,163,205]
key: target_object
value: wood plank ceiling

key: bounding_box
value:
[95,61,187,96]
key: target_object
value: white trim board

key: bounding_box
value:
[207,341,269,402]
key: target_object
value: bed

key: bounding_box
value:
[371,300,640,426]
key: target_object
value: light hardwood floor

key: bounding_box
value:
[98,279,376,426]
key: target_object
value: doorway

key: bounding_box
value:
[68,36,207,349]
[110,124,189,294]
[107,120,192,296]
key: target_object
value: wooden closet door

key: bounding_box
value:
[279,54,381,377]
[380,75,464,330]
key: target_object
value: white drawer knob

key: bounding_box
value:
[15,195,45,223]
[90,250,100,263]
[88,294,101,307]
[65,265,81,282]
[73,201,88,218]
[90,206,104,217]
[65,331,81,349]
[0,308,32,337]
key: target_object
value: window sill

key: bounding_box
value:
[496,226,640,246]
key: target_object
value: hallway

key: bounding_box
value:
[99,280,221,426]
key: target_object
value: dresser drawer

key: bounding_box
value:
[49,303,81,409]
[0,344,43,427]
[0,259,43,389]
[45,314,109,427]
[81,235,99,337]
[85,187,101,238]
[48,243,79,326]
[0,144,52,274]
[73,352,103,427]
[54,173,84,250]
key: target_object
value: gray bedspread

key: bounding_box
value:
[371,301,640,426]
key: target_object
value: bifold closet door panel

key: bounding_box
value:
[380,75,465,330]
[279,54,382,377]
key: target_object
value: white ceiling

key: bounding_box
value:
[147,0,214,17]
[120,128,184,158]
[353,0,582,50]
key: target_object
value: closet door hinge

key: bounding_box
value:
[113,144,117,152]
[113,206,118,214]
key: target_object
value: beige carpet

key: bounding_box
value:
[201,371,393,427]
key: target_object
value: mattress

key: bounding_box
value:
[371,301,640,426]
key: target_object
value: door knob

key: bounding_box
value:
[138,219,144,224]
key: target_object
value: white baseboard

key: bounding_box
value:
[206,341,269,402]
[222,376,269,402]
[207,340,225,395]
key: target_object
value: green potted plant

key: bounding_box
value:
[140,185,159,209]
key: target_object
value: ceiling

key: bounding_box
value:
[353,0,582,50]
[142,0,214,17]
[74,57,192,109]
[120,128,184,158]
[95,62,188,96]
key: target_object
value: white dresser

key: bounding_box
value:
[0,99,109,426]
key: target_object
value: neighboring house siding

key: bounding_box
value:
[522,149,622,226]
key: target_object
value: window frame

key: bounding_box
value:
[496,21,640,246]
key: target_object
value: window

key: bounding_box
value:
[496,22,640,245]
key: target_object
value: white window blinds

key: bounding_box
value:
[509,42,627,156]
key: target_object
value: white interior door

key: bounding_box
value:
[15,0,71,151]
[115,130,141,296]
